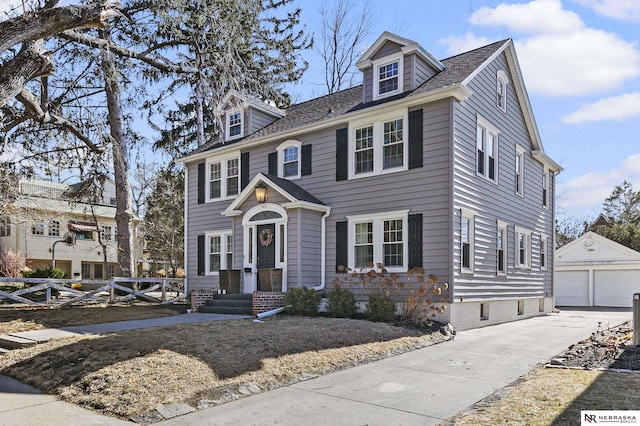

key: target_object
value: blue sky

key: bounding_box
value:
[287,0,640,221]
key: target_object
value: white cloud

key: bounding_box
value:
[438,33,492,57]
[562,92,640,123]
[516,30,640,96]
[471,0,584,34]
[575,0,640,23]
[437,0,640,97]
[557,153,640,217]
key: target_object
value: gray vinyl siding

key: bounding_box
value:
[412,53,438,89]
[371,41,402,60]
[248,107,278,134]
[451,51,553,301]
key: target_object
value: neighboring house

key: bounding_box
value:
[555,231,640,308]
[0,179,143,279]
[179,32,561,330]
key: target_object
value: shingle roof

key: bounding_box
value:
[262,174,325,205]
[185,39,508,158]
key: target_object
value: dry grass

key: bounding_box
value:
[0,315,445,420]
[445,367,640,426]
[0,303,187,334]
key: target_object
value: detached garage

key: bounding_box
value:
[555,232,640,307]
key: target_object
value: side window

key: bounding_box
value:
[515,146,525,196]
[461,209,475,273]
[540,234,548,270]
[542,166,549,208]
[476,116,499,182]
[226,110,244,141]
[496,70,509,112]
[276,140,302,179]
[497,221,508,275]
[49,220,60,237]
[206,154,240,201]
[515,226,532,269]
[206,231,233,274]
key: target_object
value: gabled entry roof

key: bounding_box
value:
[223,173,328,216]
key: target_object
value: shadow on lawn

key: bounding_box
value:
[1,317,436,391]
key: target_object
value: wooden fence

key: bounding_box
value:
[0,277,185,308]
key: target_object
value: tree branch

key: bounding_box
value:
[0,40,54,107]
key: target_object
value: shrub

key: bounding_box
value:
[21,266,65,278]
[365,294,396,322]
[325,286,358,318]
[284,287,320,316]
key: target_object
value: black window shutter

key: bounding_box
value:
[241,152,250,190]
[301,144,312,176]
[336,127,348,181]
[197,162,205,204]
[408,213,423,269]
[197,235,205,275]
[335,221,348,273]
[268,152,277,175]
[408,109,423,169]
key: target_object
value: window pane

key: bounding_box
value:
[229,112,242,137]
[383,219,403,266]
[355,126,374,174]
[354,222,373,268]
[227,159,238,196]
[378,62,399,94]
[355,245,373,268]
[210,163,221,198]
[462,243,470,269]
[383,119,404,169]
[283,146,299,177]
[355,222,373,244]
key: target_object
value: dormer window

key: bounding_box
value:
[373,53,404,100]
[496,70,509,112]
[226,110,244,140]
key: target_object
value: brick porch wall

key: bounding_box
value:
[190,289,215,312]
[252,291,285,316]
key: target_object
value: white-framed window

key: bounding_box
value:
[461,209,475,273]
[226,110,244,141]
[515,146,525,197]
[540,233,548,270]
[347,210,409,272]
[100,225,112,241]
[515,226,532,269]
[349,110,408,179]
[542,167,549,208]
[496,70,509,112]
[476,115,499,182]
[106,264,115,279]
[205,230,233,275]
[206,153,240,201]
[0,217,10,237]
[48,220,60,237]
[277,140,301,179]
[373,53,404,100]
[497,220,508,275]
[31,222,44,236]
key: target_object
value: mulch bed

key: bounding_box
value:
[549,321,640,371]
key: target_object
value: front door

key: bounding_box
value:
[257,223,276,270]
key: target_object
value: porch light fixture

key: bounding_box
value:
[255,184,267,204]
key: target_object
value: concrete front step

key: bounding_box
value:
[0,334,37,350]
[210,293,253,301]
[198,305,253,315]
[204,299,252,308]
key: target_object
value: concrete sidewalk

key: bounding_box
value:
[155,308,632,426]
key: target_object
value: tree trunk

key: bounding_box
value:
[100,28,134,277]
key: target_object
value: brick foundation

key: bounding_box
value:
[190,289,215,312]
[252,291,285,316]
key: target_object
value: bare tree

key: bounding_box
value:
[318,0,373,94]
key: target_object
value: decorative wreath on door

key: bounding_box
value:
[259,228,273,246]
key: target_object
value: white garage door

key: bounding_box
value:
[555,270,589,306]
[594,270,640,307]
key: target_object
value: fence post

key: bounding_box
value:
[109,279,115,303]
[46,285,51,304]
[161,279,166,302]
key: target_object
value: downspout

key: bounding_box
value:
[183,166,189,296]
[311,208,331,291]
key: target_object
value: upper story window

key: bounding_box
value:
[476,116,500,182]
[542,167,549,208]
[540,233,548,270]
[515,226,532,269]
[0,217,10,237]
[461,209,475,273]
[347,210,409,272]
[515,146,525,197]
[349,110,408,179]
[496,70,509,112]
[373,53,404,100]
[277,140,301,179]
[207,153,240,202]
[48,220,60,237]
[226,110,244,141]
[100,225,112,241]
[32,222,44,236]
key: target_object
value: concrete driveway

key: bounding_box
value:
[155,308,632,426]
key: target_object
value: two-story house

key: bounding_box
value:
[0,179,143,279]
[179,32,561,330]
